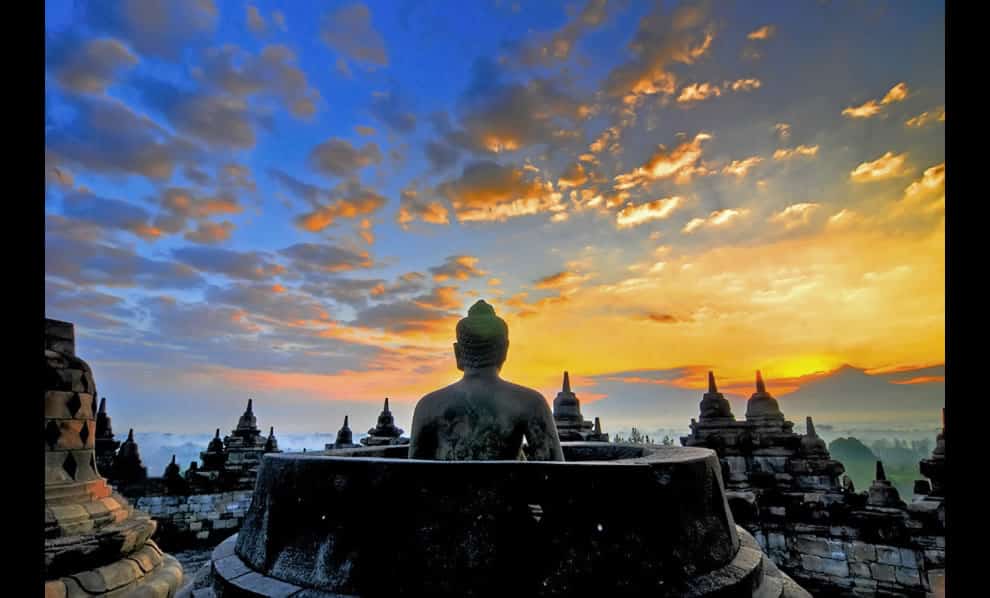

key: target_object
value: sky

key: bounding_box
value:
[45,0,945,436]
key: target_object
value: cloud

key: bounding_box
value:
[413,286,462,311]
[682,208,749,233]
[616,196,683,229]
[172,246,284,280]
[320,3,389,67]
[721,156,763,178]
[355,125,376,136]
[195,44,323,119]
[901,163,945,213]
[272,11,287,31]
[842,83,909,119]
[46,94,201,180]
[301,277,385,309]
[203,284,333,327]
[294,181,387,232]
[425,139,461,172]
[557,162,589,189]
[769,203,821,230]
[774,123,791,140]
[246,5,266,34]
[151,187,243,236]
[727,78,761,92]
[83,0,218,60]
[905,108,945,128]
[396,187,450,229]
[773,145,819,160]
[429,255,485,282]
[451,70,591,154]
[437,161,566,222]
[280,243,374,274]
[516,0,613,65]
[534,271,592,289]
[184,220,234,244]
[308,138,383,178]
[747,25,776,40]
[645,313,682,323]
[369,87,417,133]
[604,1,713,102]
[613,132,712,190]
[677,82,721,103]
[46,223,203,289]
[849,152,911,182]
[351,301,458,335]
[61,190,161,240]
[48,36,138,94]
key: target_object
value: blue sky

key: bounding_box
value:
[46,0,944,434]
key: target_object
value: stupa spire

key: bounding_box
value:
[98,397,107,414]
[806,416,817,437]
[384,397,390,414]
[708,371,717,393]
[214,428,220,439]
[563,371,571,393]
[594,417,602,435]
[127,428,134,442]
[756,370,766,394]
[876,460,887,482]
[245,398,254,415]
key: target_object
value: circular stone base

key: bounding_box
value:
[208,527,810,598]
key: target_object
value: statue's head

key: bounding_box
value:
[454,300,509,371]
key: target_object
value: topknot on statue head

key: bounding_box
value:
[454,300,510,371]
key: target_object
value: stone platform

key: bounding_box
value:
[201,443,809,597]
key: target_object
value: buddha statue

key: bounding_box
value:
[409,300,564,461]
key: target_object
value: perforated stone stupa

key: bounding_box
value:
[44,318,184,596]
[552,371,609,442]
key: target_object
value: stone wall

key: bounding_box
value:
[749,520,944,597]
[134,489,254,549]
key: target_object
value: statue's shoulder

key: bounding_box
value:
[501,380,547,403]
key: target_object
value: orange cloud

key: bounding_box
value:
[842,83,909,118]
[850,151,911,182]
[722,156,763,178]
[438,161,565,222]
[677,82,721,103]
[747,25,776,40]
[184,220,234,244]
[905,108,945,128]
[557,162,589,189]
[773,145,819,160]
[901,163,945,213]
[616,196,683,228]
[727,78,761,91]
[534,271,592,289]
[682,208,749,233]
[769,203,821,230]
[613,132,711,190]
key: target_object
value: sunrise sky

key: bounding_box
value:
[44,0,945,434]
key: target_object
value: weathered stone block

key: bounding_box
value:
[768,532,786,551]
[189,521,203,531]
[849,541,876,562]
[849,562,871,579]
[794,535,829,557]
[196,530,209,540]
[876,546,901,566]
[870,563,896,582]
[801,554,849,577]
[899,548,919,568]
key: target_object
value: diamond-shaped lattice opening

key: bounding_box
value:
[79,421,90,446]
[63,452,77,480]
[66,394,82,417]
[45,421,61,450]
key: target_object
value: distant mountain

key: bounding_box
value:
[777,364,944,424]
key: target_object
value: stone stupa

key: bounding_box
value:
[44,318,184,596]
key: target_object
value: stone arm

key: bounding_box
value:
[407,398,435,460]
[524,394,565,461]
